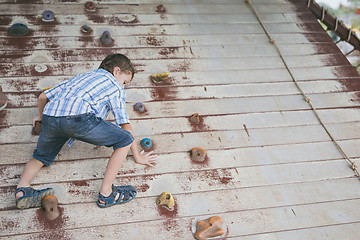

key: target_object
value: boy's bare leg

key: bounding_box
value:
[99,144,131,200]
[15,159,44,199]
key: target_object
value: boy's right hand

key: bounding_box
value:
[135,150,157,167]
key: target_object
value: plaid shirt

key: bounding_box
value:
[43,68,129,125]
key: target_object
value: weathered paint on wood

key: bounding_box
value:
[1,0,360,239]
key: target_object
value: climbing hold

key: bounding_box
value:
[156,4,166,13]
[0,86,8,111]
[189,113,200,124]
[191,147,207,163]
[85,1,96,12]
[81,24,92,33]
[34,64,48,73]
[42,10,55,22]
[140,138,152,150]
[151,72,169,83]
[156,192,175,209]
[41,195,60,221]
[100,31,112,45]
[8,23,29,36]
[32,121,42,135]
[194,216,224,240]
[133,102,145,113]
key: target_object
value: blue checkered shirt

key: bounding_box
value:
[43,68,129,125]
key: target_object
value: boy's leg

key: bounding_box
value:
[15,159,44,199]
[99,144,132,198]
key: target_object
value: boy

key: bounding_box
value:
[15,54,157,208]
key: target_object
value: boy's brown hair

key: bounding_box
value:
[99,54,135,79]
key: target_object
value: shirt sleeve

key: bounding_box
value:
[109,91,130,125]
[44,80,68,101]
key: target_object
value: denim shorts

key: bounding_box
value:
[33,113,134,166]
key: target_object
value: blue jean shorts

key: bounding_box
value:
[33,113,134,166]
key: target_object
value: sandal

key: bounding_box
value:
[15,187,54,209]
[97,184,137,208]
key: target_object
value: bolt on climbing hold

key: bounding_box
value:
[194,216,224,240]
[42,10,54,22]
[85,1,96,12]
[81,24,92,33]
[189,113,200,124]
[42,195,60,221]
[156,192,175,209]
[156,4,166,13]
[100,31,112,45]
[0,86,8,111]
[151,72,169,83]
[8,23,29,36]
[32,121,42,135]
[140,138,152,150]
[191,147,207,163]
[133,102,145,113]
[34,64,48,73]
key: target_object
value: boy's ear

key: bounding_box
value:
[113,67,121,76]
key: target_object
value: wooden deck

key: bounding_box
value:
[1,0,360,239]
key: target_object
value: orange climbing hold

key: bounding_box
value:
[194,216,224,240]
[189,113,200,124]
[42,195,60,220]
[191,147,206,163]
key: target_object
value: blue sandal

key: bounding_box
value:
[97,185,137,208]
[15,187,54,209]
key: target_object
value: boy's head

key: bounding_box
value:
[99,54,135,80]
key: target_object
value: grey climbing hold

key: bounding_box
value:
[100,31,112,45]
[42,10,55,22]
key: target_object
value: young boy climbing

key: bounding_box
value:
[15,54,157,209]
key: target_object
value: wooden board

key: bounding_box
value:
[1,0,360,239]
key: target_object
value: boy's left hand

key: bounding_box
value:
[135,150,157,167]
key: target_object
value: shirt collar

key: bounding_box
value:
[95,68,124,90]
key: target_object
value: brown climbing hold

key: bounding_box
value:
[156,4,166,13]
[0,86,8,111]
[85,1,96,12]
[32,121,42,135]
[191,147,206,163]
[156,192,175,209]
[194,216,224,240]
[150,72,169,83]
[189,113,200,124]
[41,195,60,221]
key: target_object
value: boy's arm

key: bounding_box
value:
[33,92,48,127]
[120,123,157,167]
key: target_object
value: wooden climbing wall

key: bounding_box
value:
[1,0,360,239]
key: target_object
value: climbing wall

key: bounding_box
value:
[1,0,360,239]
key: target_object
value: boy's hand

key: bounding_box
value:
[135,150,157,167]
[33,114,42,127]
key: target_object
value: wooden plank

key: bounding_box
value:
[0,3,254,15]
[1,22,325,38]
[0,43,344,65]
[1,187,360,237]
[0,32,335,52]
[0,55,351,80]
[0,12,316,27]
[238,222,360,240]
[3,80,353,106]
[0,45,283,63]
[1,163,358,205]
[1,134,359,166]
[0,69,295,92]
[2,106,360,131]
[1,23,268,37]
[0,13,261,26]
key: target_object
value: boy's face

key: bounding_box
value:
[113,67,132,87]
